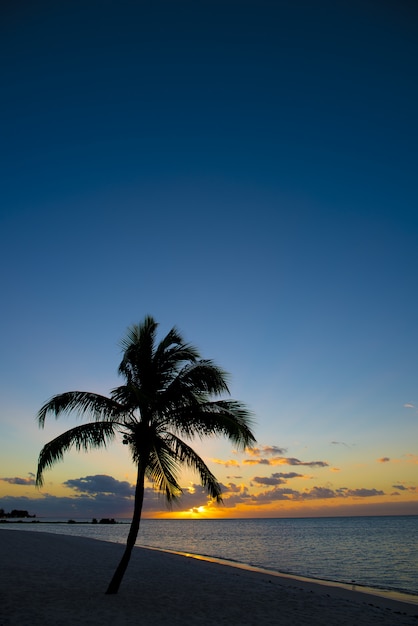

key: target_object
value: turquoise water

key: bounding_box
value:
[3,516,417,597]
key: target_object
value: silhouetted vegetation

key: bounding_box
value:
[0,509,35,518]
[36,316,255,594]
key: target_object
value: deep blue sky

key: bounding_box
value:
[1,1,417,517]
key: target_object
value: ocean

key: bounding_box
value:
[3,516,417,599]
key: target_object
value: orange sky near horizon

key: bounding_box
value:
[1,439,416,520]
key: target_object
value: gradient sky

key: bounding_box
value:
[1,1,417,519]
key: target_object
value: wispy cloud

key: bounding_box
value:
[273,471,304,479]
[340,488,385,498]
[303,487,385,500]
[378,457,390,463]
[252,476,286,486]
[403,403,415,409]
[0,476,35,486]
[392,483,417,493]
[211,459,240,468]
[246,445,287,457]
[220,484,386,508]
[243,458,271,466]
[244,456,329,468]
[252,471,303,486]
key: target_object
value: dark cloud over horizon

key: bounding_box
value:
[64,475,134,497]
[0,472,404,519]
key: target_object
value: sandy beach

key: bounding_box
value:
[1,529,417,625]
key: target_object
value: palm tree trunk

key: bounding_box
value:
[105,463,145,594]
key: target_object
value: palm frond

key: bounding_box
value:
[118,316,157,381]
[119,316,157,352]
[146,438,183,502]
[110,383,143,412]
[165,360,230,403]
[164,433,223,502]
[168,400,256,449]
[154,329,200,372]
[36,421,118,487]
[37,391,124,427]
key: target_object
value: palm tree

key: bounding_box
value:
[36,316,256,594]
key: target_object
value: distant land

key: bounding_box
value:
[0,509,36,519]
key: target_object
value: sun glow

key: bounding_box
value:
[160,505,211,519]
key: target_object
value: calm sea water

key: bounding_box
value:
[3,516,417,597]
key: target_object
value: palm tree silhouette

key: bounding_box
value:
[36,316,256,594]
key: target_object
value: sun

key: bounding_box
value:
[172,506,208,519]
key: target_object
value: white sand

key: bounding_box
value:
[1,528,417,625]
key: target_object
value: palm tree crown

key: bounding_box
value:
[36,316,256,593]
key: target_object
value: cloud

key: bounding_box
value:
[301,487,336,500]
[345,488,385,497]
[243,458,271,466]
[251,487,299,503]
[299,486,385,501]
[64,475,135,497]
[244,456,329,468]
[273,472,304,480]
[0,476,36,486]
[378,457,390,463]
[220,483,387,509]
[168,484,219,510]
[0,493,134,518]
[331,441,350,447]
[403,403,415,409]
[252,472,304,486]
[246,446,287,457]
[252,476,287,486]
[392,484,417,493]
[282,458,329,467]
[211,459,240,468]
[208,472,390,509]
[0,475,391,517]
[214,483,252,507]
[221,482,249,495]
[336,487,385,498]
[0,477,220,518]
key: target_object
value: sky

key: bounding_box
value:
[1,0,417,520]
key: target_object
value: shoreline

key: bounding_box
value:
[1,529,417,625]
[143,545,418,607]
